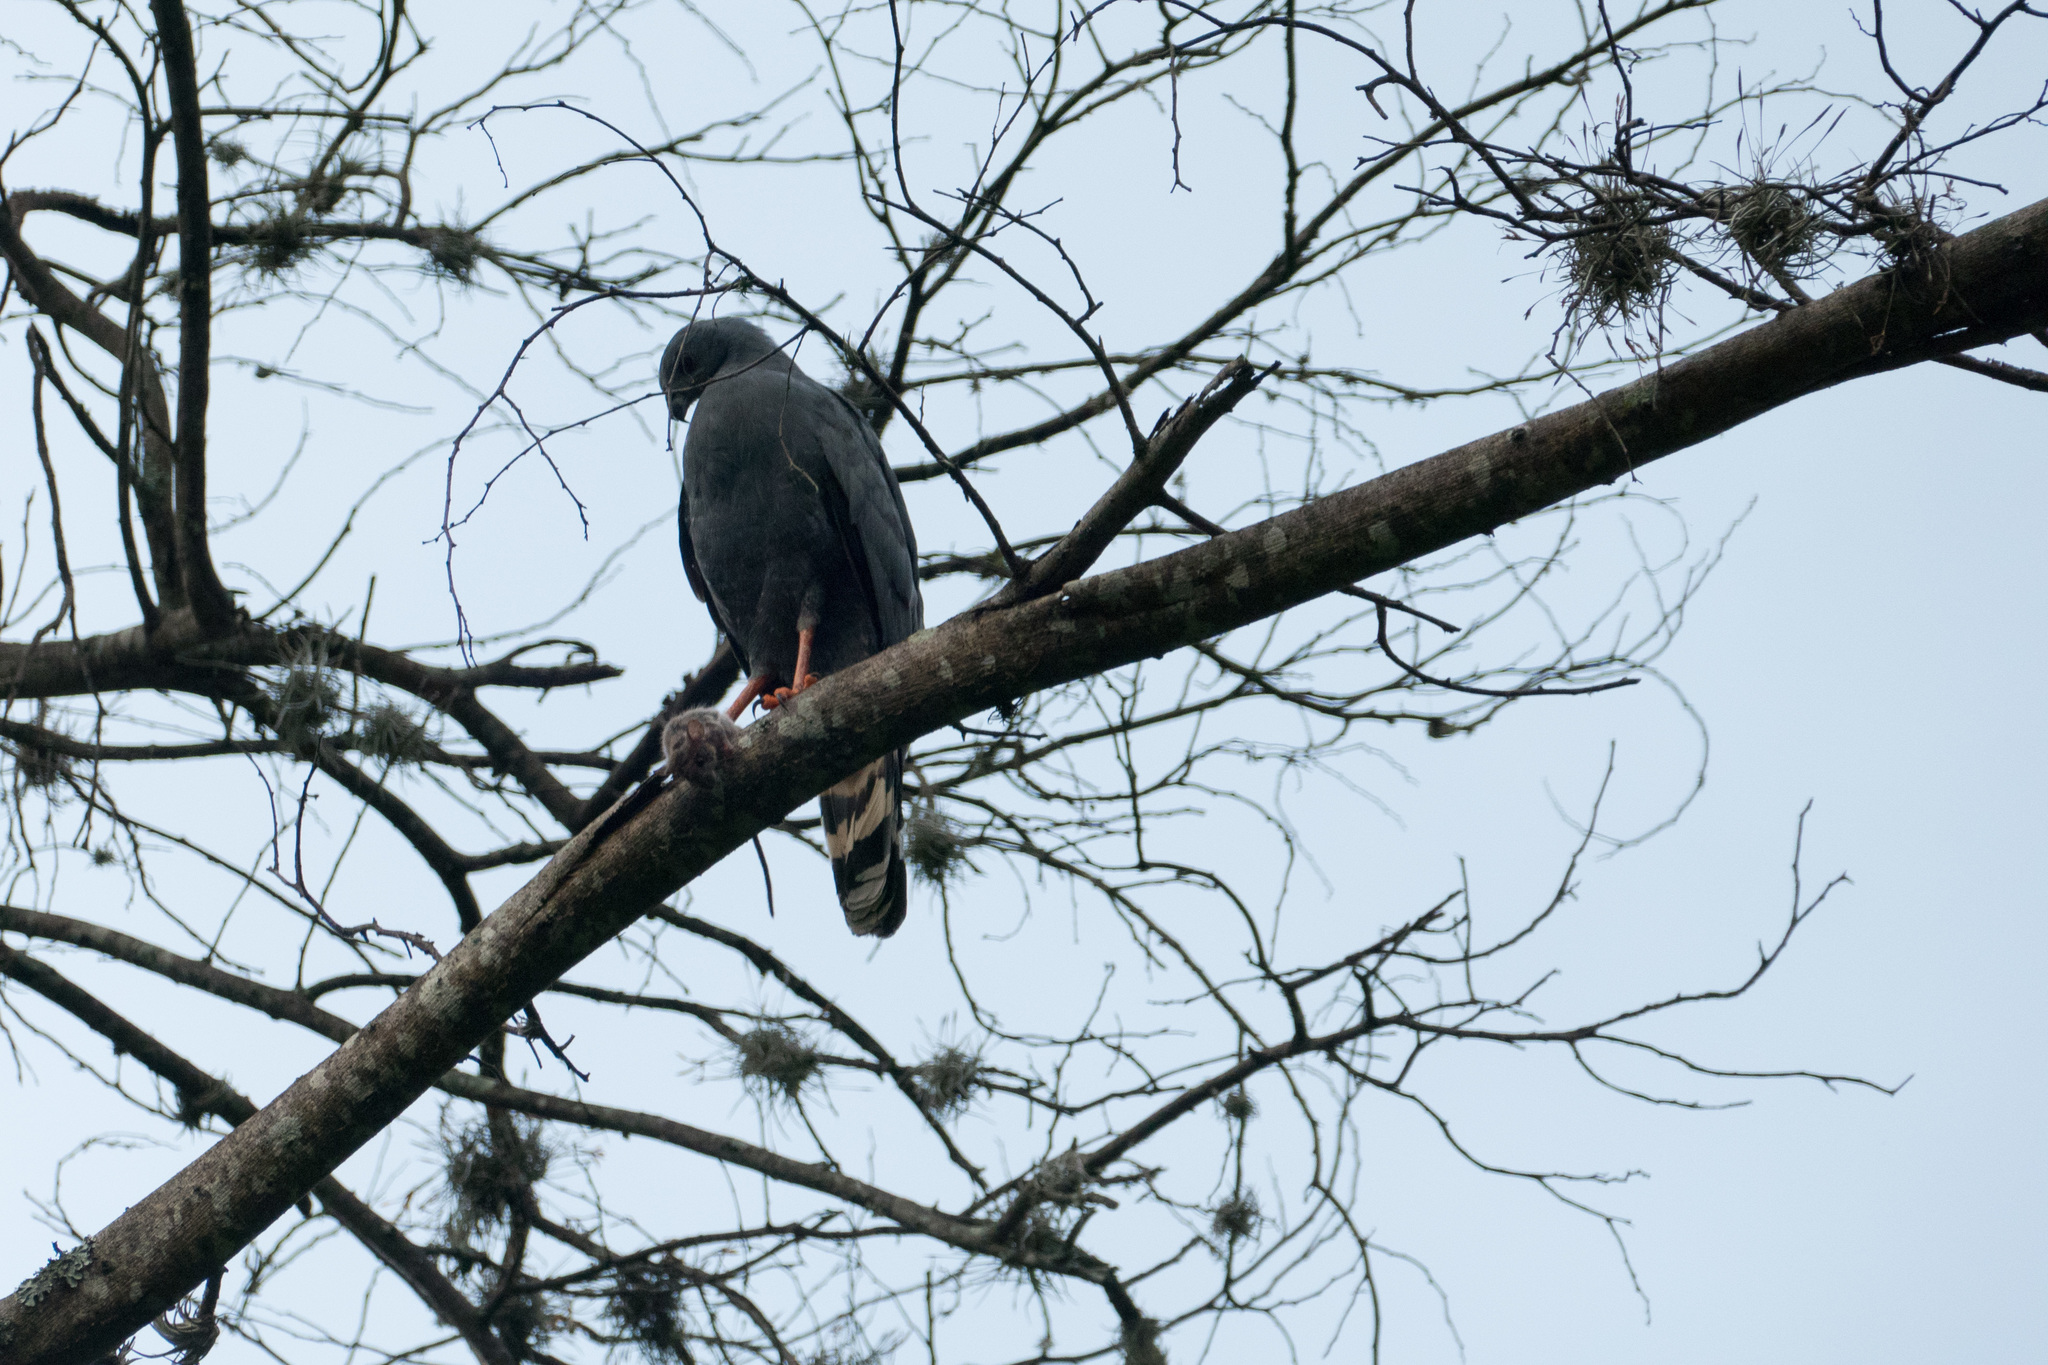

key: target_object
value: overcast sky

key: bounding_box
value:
[2,3,2043,1361]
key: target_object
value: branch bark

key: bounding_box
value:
[0,621,621,707]
[146,0,235,634]
[0,944,517,1365]
[986,356,1270,609]
[0,904,1039,1276]
[5,192,2045,1364]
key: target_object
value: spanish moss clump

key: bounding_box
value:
[264,642,342,756]
[91,845,117,867]
[1559,187,1674,331]
[1871,192,1950,268]
[1718,182,1823,274]
[920,228,967,269]
[420,226,483,283]
[1007,1208,1075,1266]
[492,1292,557,1355]
[359,700,432,766]
[246,209,316,277]
[1210,1191,1261,1244]
[174,1078,228,1129]
[1120,1316,1167,1365]
[908,1045,986,1117]
[736,1025,821,1101]
[904,807,970,888]
[151,1290,221,1365]
[206,137,249,168]
[1027,1148,1093,1207]
[608,1264,691,1361]
[441,1114,552,1251]
[300,157,366,217]
[1219,1088,1256,1122]
[9,738,73,794]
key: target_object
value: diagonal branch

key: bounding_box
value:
[1936,351,2048,391]
[5,191,2046,1365]
[985,357,1270,610]
[301,733,485,930]
[0,903,1023,1276]
[0,943,516,1365]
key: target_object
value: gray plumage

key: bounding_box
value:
[661,318,923,938]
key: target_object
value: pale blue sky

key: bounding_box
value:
[2,3,2042,1361]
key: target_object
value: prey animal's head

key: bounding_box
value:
[661,707,742,787]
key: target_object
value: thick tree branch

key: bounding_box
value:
[146,0,234,634]
[0,905,1019,1276]
[0,944,516,1365]
[0,621,621,707]
[6,192,2045,1365]
[985,357,1270,610]
[0,717,613,778]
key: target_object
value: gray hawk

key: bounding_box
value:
[659,317,924,938]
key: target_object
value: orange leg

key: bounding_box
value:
[726,671,773,721]
[761,627,821,710]
[792,626,815,689]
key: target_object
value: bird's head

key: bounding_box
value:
[659,317,779,420]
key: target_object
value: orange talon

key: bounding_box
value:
[758,632,820,714]
[761,673,820,712]
[726,671,773,721]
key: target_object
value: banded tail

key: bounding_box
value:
[820,750,908,937]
